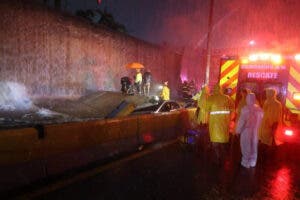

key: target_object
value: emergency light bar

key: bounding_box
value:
[295,54,300,62]
[247,53,282,65]
[284,129,293,136]
[241,57,249,64]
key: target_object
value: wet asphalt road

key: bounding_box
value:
[33,138,300,200]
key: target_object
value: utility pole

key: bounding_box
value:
[205,0,214,85]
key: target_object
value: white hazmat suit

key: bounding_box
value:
[236,93,263,168]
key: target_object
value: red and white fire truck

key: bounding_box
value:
[219,52,300,144]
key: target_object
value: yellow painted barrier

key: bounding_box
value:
[0,128,42,165]
[0,110,190,166]
[42,120,107,155]
[117,116,138,139]
[0,110,191,192]
[136,111,183,143]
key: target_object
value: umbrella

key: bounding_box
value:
[126,62,144,69]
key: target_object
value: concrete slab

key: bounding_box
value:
[0,91,149,128]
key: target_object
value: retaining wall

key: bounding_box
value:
[0,0,182,98]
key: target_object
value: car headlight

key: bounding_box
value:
[154,95,160,101]
[157,85,163,90]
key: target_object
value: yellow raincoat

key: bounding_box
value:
[193,86,210,124]
[135,72,142,84]
[206,85,234,143]
[259,88,282,146]
[160,85,170,101]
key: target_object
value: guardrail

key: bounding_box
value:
[0,108,196,193]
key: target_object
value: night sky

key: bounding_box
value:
[42,0,300,52]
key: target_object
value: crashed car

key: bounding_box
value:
[131,100,182,115]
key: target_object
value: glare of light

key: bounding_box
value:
[293,92,300,101]
[271,54,282,65]
[295,54,300,62]
[154,95,160,101]
[143,133,154,143]
[249,40,256,46]
[259,53,270,60]
[180,74,188,82]
[157,85,163,90]
[249,54,258,62]
[284,129,293,136]
[241,57,249,64]
[270,167,291,200]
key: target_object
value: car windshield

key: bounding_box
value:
[132,101,180,114]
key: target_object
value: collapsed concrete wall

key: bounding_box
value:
[0,1,182,98]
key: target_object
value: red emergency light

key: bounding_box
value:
[295,54,300,62]
[293,92,300,101]
[284,129,294,136]
[247,53,282,65]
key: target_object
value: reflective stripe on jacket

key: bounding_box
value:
[210,110,230,115]
[206,85,234,143]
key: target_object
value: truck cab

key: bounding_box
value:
[219,53,300,144]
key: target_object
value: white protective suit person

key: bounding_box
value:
[236,93,263,168]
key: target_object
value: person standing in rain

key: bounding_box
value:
[259,88,283,147]
[236,88,251,121]
[160,81,170,101]
[134,68,142,95]
[206,84,235,165]
[143,69,152,96]
[235,93,263,168]
[192,85,210,126]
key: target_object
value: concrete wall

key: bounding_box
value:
[0,1,182,98]
[0,109,195,193]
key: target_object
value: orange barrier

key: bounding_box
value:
[42,120,107,155]
[0,127,41,165]
[0,110,193,166]
[0,110,191,192]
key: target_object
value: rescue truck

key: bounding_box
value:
[219,52,300,144]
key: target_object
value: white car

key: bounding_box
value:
[131,100,182,115]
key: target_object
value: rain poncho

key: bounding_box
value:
[160,85,170,101]
[135,72,142,84]
[206,85,234,143]
[236,88,251,121]
[193,86,210,124]
[259,88,282,146]
[236,93,263,168]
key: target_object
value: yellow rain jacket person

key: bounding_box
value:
[160,81,170,101]
[206,85,234,143]
[135,69,143,94]
[259,88,282,146]
[193,86,210,124]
